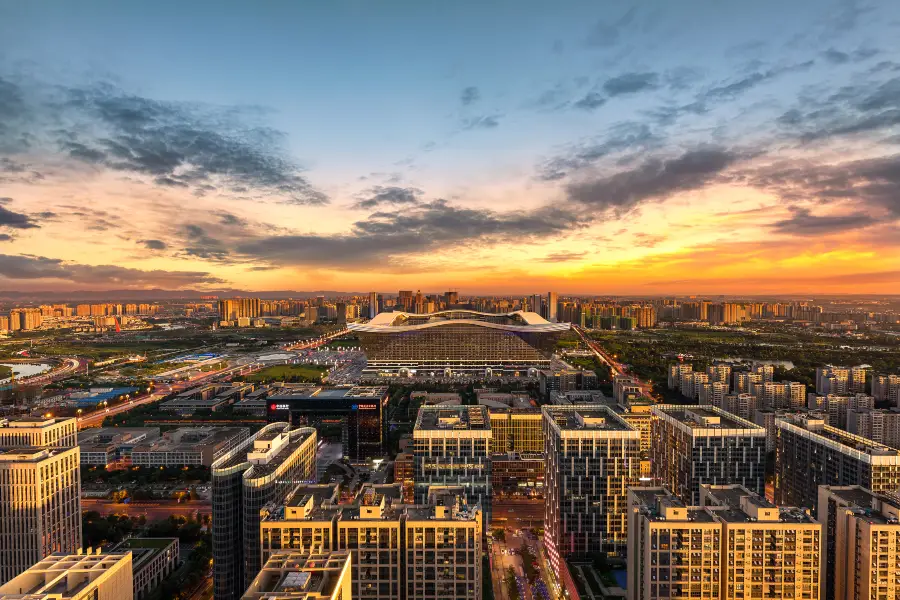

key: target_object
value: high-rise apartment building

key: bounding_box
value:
[722,392,756,420]
[0,446,82,581]
[412,406,492,522]
[698,381,728,408]
[775,414,900,508]
[817,486,900,600]
[8,308,42,331]
[668,363,694,390]
[706,364,732,388]
[700,484,822,600]
[211,424,317,600]
[218,297,261,321]
[817,366,850,396]
[807,393,874,428]
[0,551,134,600]
[873,374,900,405]
[756,381,806,410]
[627,485,823,600]
[650,405,766,505]
[847,407,900,449]
[241,551,352,600]
[259,483,483,600]
[543,405,641,571]
[0,416,77,447]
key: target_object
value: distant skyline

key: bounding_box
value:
[1,0,899,294]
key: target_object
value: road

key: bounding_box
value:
[573,325,655,396]
[77,385,171,429]
[82,498,210,520]
[283,328,349,351]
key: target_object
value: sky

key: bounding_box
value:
[1,0,899,295]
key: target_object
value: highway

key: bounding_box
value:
[77,385,170,429]
[572,325,656,397]
[283,327,349,350]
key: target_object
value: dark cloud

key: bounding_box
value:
[702,61,815,101]
[0,234,12,242]
[585,7,637,48]
[181,224,229,261]
[537,122,662,181]
[352,186,424,210]
[237,200,588,268]
[0,205,41,229]
[777,77,900,141]
[140,239,168,250]
[566,147,741,213]
[602,73,659,96]
[460,115,501,130]
[216,211,248,227]
[823,48,851,64]
[739,153,900,217]
[460,86,480,106]
[769,207,873,235]
[0,254,224,287]
[0,72,328,204]
[573,93,607,111]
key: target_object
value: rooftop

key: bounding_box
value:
[351,309,570,333]
[777,415,900,460]
[652,405,764,433]
[242,551,350,600]
[543,405,637,433]
[415,405,490,431]
[269,385,388,401]
[246,427,315,479]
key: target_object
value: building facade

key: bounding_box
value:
[650,405,766,505]
[0,551,133,600]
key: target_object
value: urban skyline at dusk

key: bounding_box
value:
[2,0,900,295]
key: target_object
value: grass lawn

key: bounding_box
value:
[0,365,12,380]
[244,364,328,383]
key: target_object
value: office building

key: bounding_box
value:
[0,551,133,600]
[117,538,179,600]
[0,416,77,448]
[626,485,823,600]
[267,386,389,460]
[543,405,641,572]
[368,292,379,319]
[131,427,251,467]
[350,310,569,378]
[241,551,353,600]
[211,424,317,600]
[413,406,492,522]
[259,483,483,600]
[808,393,874,429]
[650,405,766,505]
[0,444,81,582]
[78,427,160,466]
[547,291,558,322]
[775,414,900,508]
[538,368,599,400]
[817,486,900,600]
[487,408,542,453]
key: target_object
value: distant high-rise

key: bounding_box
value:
[368,291,378,319]
[445,290,458,306]
[546,291,558,322]
[530,293,543,316]
[650,405,766,505]
[211,424,317,600]
[217,297,261,321]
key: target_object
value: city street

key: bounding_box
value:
[489,528,561,600]
[81,498,210,520]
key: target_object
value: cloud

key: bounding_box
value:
[603,72,659,96]
[537,251,588,263]
[352,186,424,210]
[460,86,480,106]
[585,7,637,48]
[0,72,328,204]
[823,48,851,64]
[460,115,501,130]
[537,122,662,181]
[739,153,900,217]
[769,207,874,235]
[216,211,248,227]
[140,239,168,250]
[566,147,741,213]
[0,234,12,242]
[0,205,41,229]
[0,254,224,287]
[181,224,229,261]
[237,199,588,269]
[573,93,607,111]
[701,61,815,101]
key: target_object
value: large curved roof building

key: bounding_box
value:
[349,310,570,378]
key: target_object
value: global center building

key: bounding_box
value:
[349,310,570,378]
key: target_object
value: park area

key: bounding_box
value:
[240,364,328,383]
